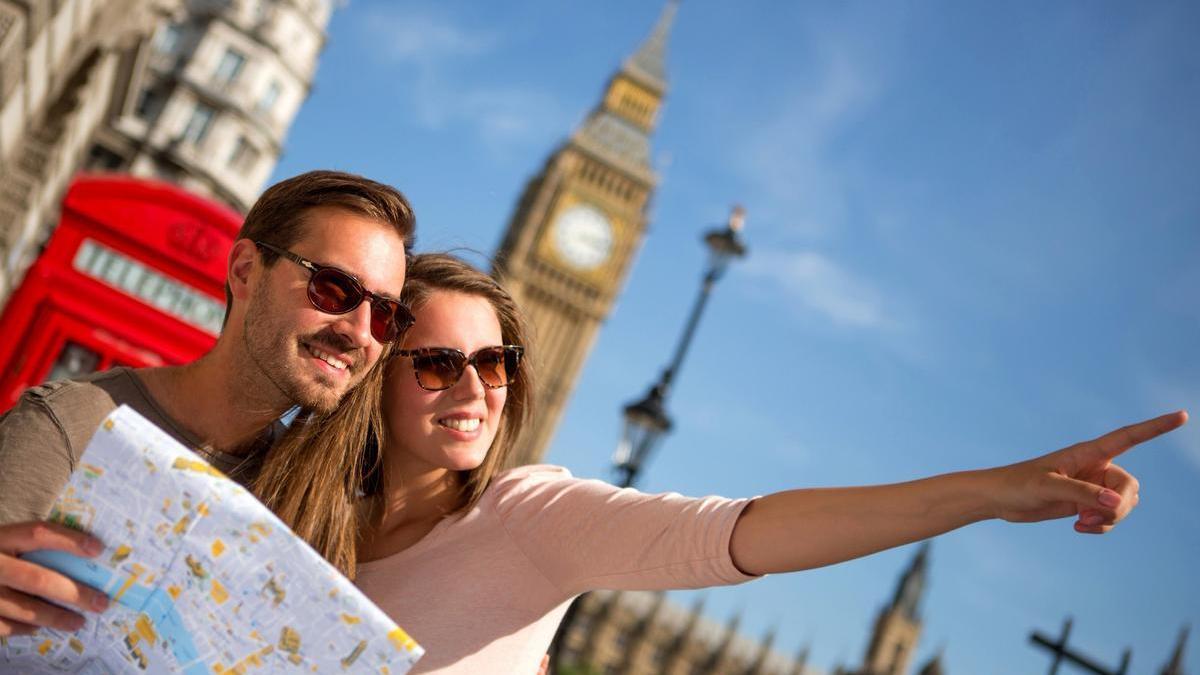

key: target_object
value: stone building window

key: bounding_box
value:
[182,103,216,145]
[646,644,665,668]
[86,144,124,171]
[135,87,165,120]
[257,80,281,115]
[252,0,272,23]
[228,135,260,174]
[213,48,246,86]
[156,23,183,54]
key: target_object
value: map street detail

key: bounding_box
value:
[0,405,424,673]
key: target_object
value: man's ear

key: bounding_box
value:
[228,239,260,302]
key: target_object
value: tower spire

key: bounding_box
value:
[1161,624,1190,675]
[892,541,931,620]
[624,0,678,94]
[492,1,675,465]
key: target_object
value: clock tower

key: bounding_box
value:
[494,3,677,466]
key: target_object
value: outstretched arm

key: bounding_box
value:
[729,411,1187,576]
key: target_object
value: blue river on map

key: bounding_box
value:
[22,549,209,675]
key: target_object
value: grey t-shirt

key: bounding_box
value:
[0,368,267,525]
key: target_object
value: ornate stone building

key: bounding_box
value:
[852,542,930,675]
[494,2,677,465]
[0,0,330,303]
[0,0,161,301]
[84,0,330,211]
[558,545,944,675]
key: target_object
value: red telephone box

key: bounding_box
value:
[0,175,242,411]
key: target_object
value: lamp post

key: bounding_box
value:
[550,206,748,672]
[612,204,748,488]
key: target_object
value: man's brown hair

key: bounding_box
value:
[224,170,417,319]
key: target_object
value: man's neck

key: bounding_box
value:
[137,354,289,455]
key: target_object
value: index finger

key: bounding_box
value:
[0,521,104,558]
[0,554,110,615]
[1091,410,1188,460]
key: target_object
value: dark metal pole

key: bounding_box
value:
[1030,617,1133,675]
[658,269,718,399]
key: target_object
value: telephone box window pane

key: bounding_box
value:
[72,240,225,336]
[45,342,101,382]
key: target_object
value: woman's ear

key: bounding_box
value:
[227,239,261,302]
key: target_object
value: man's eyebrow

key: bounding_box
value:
[313,257,403,301]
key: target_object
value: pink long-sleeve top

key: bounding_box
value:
[353,464,757,674]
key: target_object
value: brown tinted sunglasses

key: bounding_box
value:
[395,346,524,391]
[254,240,415,343]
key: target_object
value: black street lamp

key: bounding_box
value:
[612,384,672,488]
[611,205,748,488]
[550,206,748,672]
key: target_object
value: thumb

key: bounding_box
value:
[1045,474,1122,512]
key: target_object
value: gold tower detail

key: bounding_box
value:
[494,3,678,465]
[858,543,930,675]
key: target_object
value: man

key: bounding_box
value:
[0,170,415,636]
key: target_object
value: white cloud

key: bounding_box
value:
[735,39,879,239]
[403,69,563,151]
[360,6,498,65]
[743,249,890,330]
[356,6,564,152]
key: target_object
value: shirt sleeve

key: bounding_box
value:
[490,465,760,597]
[0,389,78,525]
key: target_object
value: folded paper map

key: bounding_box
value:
[0,405,423,673]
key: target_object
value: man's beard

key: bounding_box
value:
[241,286,363,414]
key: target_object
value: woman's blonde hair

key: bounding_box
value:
[251,252,534,578]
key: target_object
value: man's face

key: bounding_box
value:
[241,206,408,413]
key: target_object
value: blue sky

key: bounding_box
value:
[270,1,1200,672]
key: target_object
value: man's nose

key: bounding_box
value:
[332,300,374,349]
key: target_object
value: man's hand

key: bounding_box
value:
[991,411,1188,533]
[0,521,110,636]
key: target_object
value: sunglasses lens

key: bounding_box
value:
[474,347,516,388]
[413,351,466,390]
[308,268,363,313]
[366,300,396,344]
[367,299,414,344]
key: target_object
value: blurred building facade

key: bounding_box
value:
[84,0,329,211]
[0,0,330,303]
[558,545,943,675]
[494,2,676,465]
[1,0,158,301]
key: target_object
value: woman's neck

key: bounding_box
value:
[378,464,463,526]
[358,450,465,562]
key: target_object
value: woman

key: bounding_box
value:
[265,253,1185,674]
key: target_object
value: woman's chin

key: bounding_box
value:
[440,447,489,472]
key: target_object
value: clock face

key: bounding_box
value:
[552,204,613,270]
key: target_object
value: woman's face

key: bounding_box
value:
[383,290,508,473]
